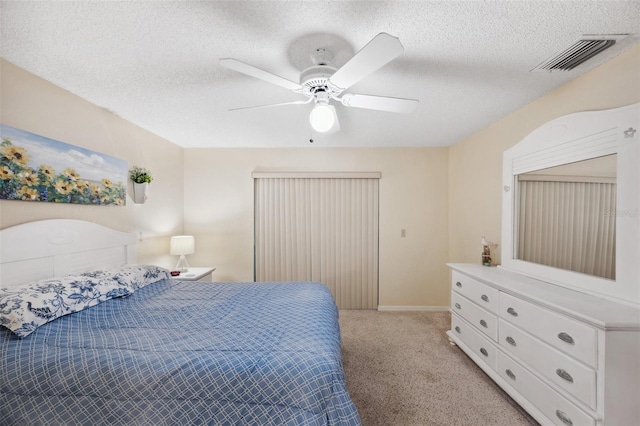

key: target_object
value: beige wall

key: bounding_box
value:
[448,44,640,266]
[0,59,185,267]
[4,41,638,308]
[184,148,450,308]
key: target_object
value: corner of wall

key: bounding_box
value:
[447,43,640,266]
[0,59,186,267]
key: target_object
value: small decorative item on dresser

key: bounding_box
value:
[481,236,495,266]
[129,166,153,204]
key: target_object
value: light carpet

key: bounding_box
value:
[338,310,539,426]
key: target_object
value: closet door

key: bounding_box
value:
[254,173,379,309]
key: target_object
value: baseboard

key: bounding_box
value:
[377,305,449,312]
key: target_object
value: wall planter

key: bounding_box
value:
[132,182,148,204]
[129,166,152,204]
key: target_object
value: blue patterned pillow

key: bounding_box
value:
[81,264,171,291]
[0,275,132,337]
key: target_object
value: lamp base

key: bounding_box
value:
[175,255,190,272]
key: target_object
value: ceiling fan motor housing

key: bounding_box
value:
[299,65,341,98]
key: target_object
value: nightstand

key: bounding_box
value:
[175,267,216,282]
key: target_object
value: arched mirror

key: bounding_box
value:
[501,103,639,306]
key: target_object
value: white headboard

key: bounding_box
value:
[0,219,137,288]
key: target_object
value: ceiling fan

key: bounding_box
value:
[220,33,419,133]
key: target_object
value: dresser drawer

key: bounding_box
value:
[499,319,596,409]
[451,291,498,341]
[497,351,596,426]
[451,313,497,371]
[451,270,499,314]
[499,292,597,368]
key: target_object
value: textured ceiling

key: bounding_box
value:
[1,1,639,148]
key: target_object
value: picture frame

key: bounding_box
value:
[0,124,127,205]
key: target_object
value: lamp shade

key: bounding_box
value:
[170,236,195,255]
[309,104,337,133]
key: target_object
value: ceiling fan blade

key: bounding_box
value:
[328,33,404,92]
[220,58,302,91]
[229,98,312,112]
[340,93,419,113]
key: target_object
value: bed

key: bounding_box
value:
[0,220,360,425]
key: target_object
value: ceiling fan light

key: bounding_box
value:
[309,104,337,133]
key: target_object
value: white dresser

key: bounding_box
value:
[447,263,640,426]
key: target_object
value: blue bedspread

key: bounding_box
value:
[0,280,360,425]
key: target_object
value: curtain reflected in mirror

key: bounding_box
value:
[516,155,616,280]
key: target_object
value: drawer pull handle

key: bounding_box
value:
[556,410,573,426]
[455,326,461,334]
[454,303,461,310]
[456,281,462,288]
[557,332,575,345]
[505,336,517,346]
[556,368,574,383]
[479,319,488,328]
[505,369,516,380]
[506,307,518,317]
[481,294,489,302]
[480,348,488,357]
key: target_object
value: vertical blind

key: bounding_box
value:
[517,177,616,280]
[254,174,379,309]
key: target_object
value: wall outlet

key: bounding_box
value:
[401,229,406,238]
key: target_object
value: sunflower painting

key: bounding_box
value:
[0,124,127,205]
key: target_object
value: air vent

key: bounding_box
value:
[532,35,628,72]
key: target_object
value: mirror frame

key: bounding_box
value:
[501,103,639,306]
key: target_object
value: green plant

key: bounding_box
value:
[129,166,153,184]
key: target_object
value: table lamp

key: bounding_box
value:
[170,235,194,272]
